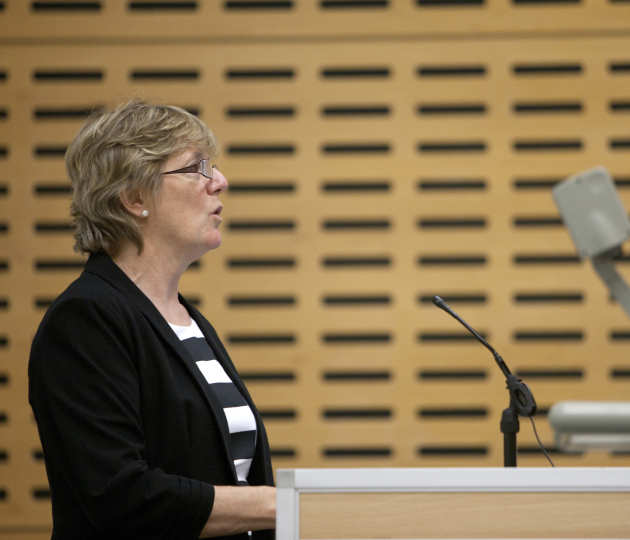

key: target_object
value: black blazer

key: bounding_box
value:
[29,252,274,540]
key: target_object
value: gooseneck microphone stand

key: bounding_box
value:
[432,296,537,467]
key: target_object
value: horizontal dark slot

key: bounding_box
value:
[322,181,390,192]
[513,177,563,189]
[259,409,296,419]
[0,372,8,385]
[322,256,391,267]
[34,259,84,270]
[323,408,391,419]
[34,106,102,119]
[0,147,8,158]
[184,296,201,307]
[0,260,7,271]
[34,145,67,157]
[322,143,390,154]
[513,63,582,75]
[128,1,198,9]
[323,219,390,230]
[227,220,295,231]
[517,445,571,455]
[240,371,295,381]
[514,102,582,113]
[0,71,5,81]
[418,141,486,152]
[513,139,582,151]
[610,138,630,149]
[225,68,294,79]
[32,487,50,500]
[228,144,295,155]
[613,253,630,263]
[419,331,486,342]
[224,0,293,8]
[0,298,8,309]
[419,293,486,304]
[270,447,296,457]
[0,222,8,233]
[419,369,487,380]
[514,292,583,303]
[130,69,199,80]
[0,411,7,422]
[418,103,486,115]
[515,368,583,379]
[323,294,391,305]
[323,370,391,381]
[418,179,486,191]
[227,333,296,344]
[34,221,74,233]
[535,407,550,417]
[321,67,390,78]
[0,108,7,120]
[610,62,630,73]
[418,255,486,266]
[513,254,580,264]
[32,449,45,460]
[323,447,391,457]
[322,105,390,116]
[321,0,388,6]
[610,330,630,340]
[610,101,630,111]
[227,295,295,306]
[419,407,487,418]
[513,216,562,227]
[227,257,295,268]
[31,1,101,11]
[611,450,630,456]
[419,445,487,456]
[34,183,72,195]
[226,106,295,118]
[417,65,486,77]
[33,69,103,81]
[512,0,579,3]
[0,336,7,348]
[229,182,295,193]
[610,368,630,378]
[0,489,6,501]
[188,260,201,270]
[322,332,391,343]
[514,330,583,341]
[615,177,630,188]
[418,218,486,229]
[0,450,7,463]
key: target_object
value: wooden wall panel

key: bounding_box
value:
[1,5,630,535]
[1,0,630,39]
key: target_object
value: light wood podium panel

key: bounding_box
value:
[277,468,630,539]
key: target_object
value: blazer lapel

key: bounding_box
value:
[84,252,239,482]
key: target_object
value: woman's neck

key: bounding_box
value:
[113,242,191,325]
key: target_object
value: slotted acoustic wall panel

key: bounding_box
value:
[2,2,630,538]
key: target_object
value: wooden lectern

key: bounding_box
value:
[276,468,630,539]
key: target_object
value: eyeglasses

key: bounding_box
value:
[161,159,215,180]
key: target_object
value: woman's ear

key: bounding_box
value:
[119,189,147,218]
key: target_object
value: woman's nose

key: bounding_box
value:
[208,167,228,194]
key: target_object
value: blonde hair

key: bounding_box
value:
[66,100,216,256]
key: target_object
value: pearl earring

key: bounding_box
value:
[141,209,149,218]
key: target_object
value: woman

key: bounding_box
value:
[29,101,276,540]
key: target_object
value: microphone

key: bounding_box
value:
[432,295,536,417]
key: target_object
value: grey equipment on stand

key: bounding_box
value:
[549,401,630,451]
[552,166,630,316]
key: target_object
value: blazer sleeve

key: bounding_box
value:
[29,296,213,539]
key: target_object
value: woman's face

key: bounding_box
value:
[146,148,228,262]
